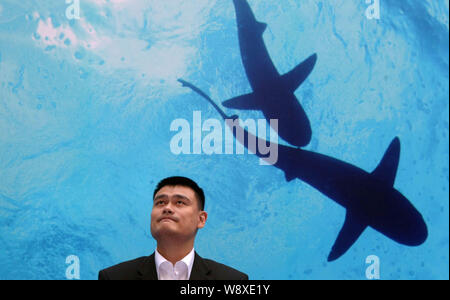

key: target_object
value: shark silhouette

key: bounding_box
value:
[179,79,428,261]
[223,0,317,148]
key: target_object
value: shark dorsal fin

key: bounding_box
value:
[284,171,295,182]
[328,211,367,262]
[371,137,401,187]
[282,165,297,182]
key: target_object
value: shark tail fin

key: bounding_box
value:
[371,137,401,187]
[222,93,259,110]
[328,211,367,262]
[281,53,317,93]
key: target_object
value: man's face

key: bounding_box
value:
[150,185,207,242]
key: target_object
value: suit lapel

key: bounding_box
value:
[189,252,213,280]
[137,253,158,280]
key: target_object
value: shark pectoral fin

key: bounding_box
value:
[257,21,267,34]
[327,211,367,262]
[222,93,259,110]
[281,53,317,93]
[371,137,401,187]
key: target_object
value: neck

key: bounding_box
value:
[156,239,194,265]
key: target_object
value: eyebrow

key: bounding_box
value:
[154,194,192,202]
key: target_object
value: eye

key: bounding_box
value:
[176,200,185,205]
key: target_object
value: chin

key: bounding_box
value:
[152,226,180,239]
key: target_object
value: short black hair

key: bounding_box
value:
[153,176,205,210]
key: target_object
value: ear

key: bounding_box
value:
[197,211,208,229]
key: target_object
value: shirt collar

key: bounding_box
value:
[155,248,195,279]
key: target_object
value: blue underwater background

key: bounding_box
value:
[0,0,448,280]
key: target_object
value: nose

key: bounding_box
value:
[162,205,174,215]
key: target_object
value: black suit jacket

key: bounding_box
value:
[98,252,248,280]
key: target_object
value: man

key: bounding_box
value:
[98,176,248,280]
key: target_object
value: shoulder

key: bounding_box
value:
[98,256,149,280]
[201,257,249,280]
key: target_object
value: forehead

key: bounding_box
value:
[154,185,196,200]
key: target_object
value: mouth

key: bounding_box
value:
[159,217,177,223]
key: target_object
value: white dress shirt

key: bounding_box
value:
[155,248,195,280]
